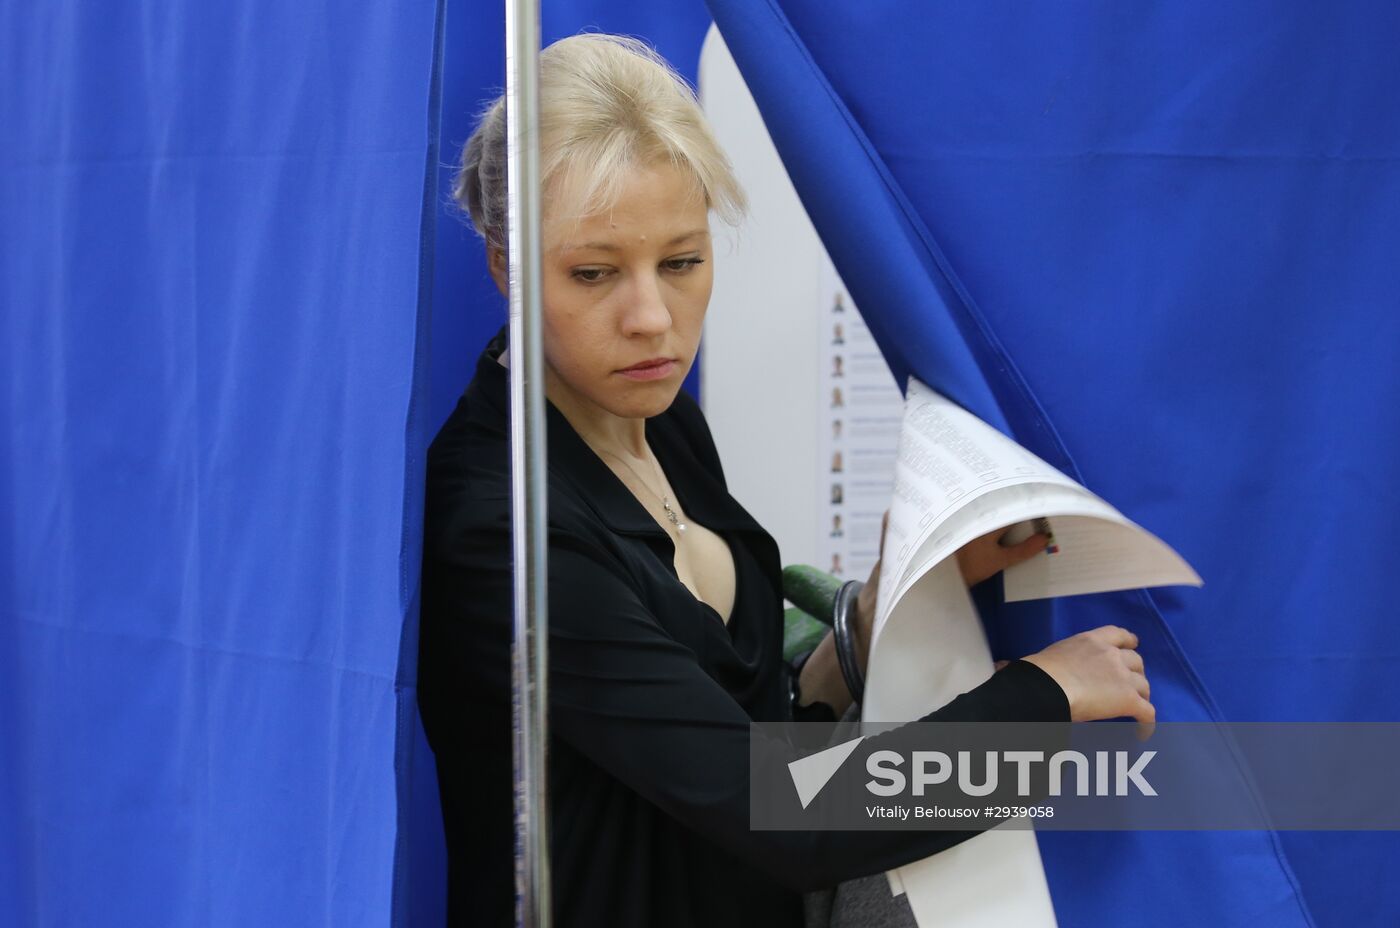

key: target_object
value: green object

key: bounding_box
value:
[781,565,842,624]
[780,564,842,662]
[783,607,829,663]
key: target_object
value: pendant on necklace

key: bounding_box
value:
[662,496,687,534]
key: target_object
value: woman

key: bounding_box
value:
[418,33,1154,928]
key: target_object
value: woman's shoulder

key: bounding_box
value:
[424,386,509,525]
[423,386,623,564]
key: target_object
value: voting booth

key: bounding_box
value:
[3,2,1397,925]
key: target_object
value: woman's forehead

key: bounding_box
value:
[544,162,709,253]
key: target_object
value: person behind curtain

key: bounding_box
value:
[418,33,1155,928]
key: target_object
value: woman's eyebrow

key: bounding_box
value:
[664,228,710,247]
[562,241,620,253]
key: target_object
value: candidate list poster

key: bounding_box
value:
[816,261,904,581]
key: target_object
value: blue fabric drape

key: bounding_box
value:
[1,3,444,925]
[707,1,1400,926]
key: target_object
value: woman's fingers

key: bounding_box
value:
[856,558,882,621]
[863,556,882,587]
[998,530,1049,567]
[1108,637,1152,708]
[1115,641,1152,735]
[1134,698,1157,741]
[1093,625,1139,650]
[958,527,1048,587]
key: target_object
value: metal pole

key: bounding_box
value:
[504,0,550,925]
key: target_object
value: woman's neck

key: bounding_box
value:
[497,347,650,460]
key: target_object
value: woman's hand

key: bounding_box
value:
[852,514,889,672]
[1020,626,1155,738]
[956,527,1050,587]
[796,513,888,715]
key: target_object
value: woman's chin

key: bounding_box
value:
[599,378,685,419]
[616,390,682,419]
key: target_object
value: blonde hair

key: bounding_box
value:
[455,33,746,247]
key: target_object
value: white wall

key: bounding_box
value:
[698,26,825,569]
[699,27,902,579]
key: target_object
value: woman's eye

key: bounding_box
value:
[570,267,611,283]
[663,256,706,273]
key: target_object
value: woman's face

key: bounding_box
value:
[516,161,714,423]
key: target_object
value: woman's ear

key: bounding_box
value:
[487,244,508,297]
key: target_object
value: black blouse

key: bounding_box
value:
[417,331,1070,928]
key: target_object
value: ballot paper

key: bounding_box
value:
[862,378,1202,927]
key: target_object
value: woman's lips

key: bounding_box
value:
[616,358,677,382]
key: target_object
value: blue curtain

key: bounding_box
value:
[706,1,1400,926]
[1,2,444,925]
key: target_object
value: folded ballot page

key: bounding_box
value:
[863,378,1202,927]
[874,377,1201,640]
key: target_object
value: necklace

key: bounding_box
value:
[602,448,687,535]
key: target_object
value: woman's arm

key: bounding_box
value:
[431,517,1072,893]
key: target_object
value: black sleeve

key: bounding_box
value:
[443,518,1070,894]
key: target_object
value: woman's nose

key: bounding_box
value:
[621,272,672,336]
